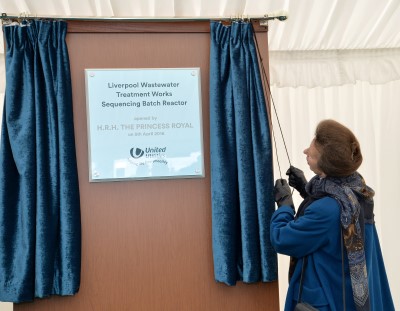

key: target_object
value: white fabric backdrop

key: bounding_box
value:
[0,59,9,311]
[269,48,400,87]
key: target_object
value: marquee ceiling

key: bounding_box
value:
[1,0,400,51]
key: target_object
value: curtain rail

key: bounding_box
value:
[0,12,287,26]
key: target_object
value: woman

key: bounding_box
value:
[270,119,394,311]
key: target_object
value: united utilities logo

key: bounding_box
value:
[145,147,166,153]
[130,147,167,159]
[130,147,145,159]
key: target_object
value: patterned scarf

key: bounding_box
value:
[305,172,374,311]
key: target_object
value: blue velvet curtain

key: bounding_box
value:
[209,21,277,285]
[0,20,81,303]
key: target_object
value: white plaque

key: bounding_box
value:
[85,68,204,182]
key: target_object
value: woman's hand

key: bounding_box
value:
[274,179,294,210]
[286,165,308,198]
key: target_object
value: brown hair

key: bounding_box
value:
[314,119,362,177]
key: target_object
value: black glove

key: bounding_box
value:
[286,165,308,198]
[274,179,294,210]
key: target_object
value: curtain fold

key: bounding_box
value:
[269,48,400,88]
[209,21,277,285]
[0,20,81,303]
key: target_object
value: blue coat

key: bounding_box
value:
[270,197,395,311]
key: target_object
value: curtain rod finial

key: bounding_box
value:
[260,10,289,26]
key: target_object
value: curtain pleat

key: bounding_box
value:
[0,20,81,303]
[269,48,400,88]
[209,21,277,285]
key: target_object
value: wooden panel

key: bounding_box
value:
[15,22,278,311]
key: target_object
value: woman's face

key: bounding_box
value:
[304,139,325,177]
